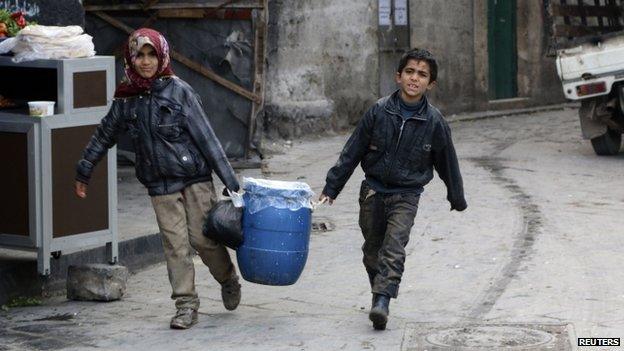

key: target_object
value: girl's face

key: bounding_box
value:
[134,45,158,79]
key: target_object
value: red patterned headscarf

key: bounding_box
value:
[114,28,175,98]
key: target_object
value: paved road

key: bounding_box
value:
[1,107,623,350]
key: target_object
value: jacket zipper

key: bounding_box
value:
[380,100,428,186]
[395,119,407,153]
[147,93,168,193]
[383,116,407,184]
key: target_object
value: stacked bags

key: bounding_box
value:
[2,25,95,62]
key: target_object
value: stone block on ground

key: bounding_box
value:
[66,264,128,302]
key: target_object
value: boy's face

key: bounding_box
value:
[395,59,435,103]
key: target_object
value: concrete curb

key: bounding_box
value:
[446,102,581,124]
[0,233,164,306]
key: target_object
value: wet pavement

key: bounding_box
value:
[2,106,624,350]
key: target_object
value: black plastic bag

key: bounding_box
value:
[202,200,243,249]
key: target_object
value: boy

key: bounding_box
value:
[319,48,467,330]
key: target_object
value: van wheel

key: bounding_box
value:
[591,129,622,155]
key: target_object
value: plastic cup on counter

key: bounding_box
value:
[28,101,55,117]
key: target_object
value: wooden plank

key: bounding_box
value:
[578,1,587,26]
[94,11,136,33]
[84,1,263,11]
[553,24,622,37]
[560,0,571,25]
[550,3,620,17]
[550,28,624,49]
[595,0,604,27]
[245,13,261,158]
[170,52,261,103]
[158,8,205,18]
[92,11,261,103]
[157,8,253,20]
[608,0,619,26]
[142,0,159,10]
[245,0,267,158]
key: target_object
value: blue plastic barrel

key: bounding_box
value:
[236,193,312,286]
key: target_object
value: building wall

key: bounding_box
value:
[265,0,565,138]
[516,0,563,105]
[413,0,565,114]
[265,0,379,139]
[409,0,477,114]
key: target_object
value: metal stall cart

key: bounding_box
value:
[0,56,117,275]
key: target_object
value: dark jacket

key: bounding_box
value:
[75,76,240,196]
[322,91,466,211]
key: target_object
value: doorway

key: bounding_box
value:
[488,0,517,99]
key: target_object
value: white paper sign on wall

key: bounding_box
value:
[394,0,408,26]
[379,0,391,26]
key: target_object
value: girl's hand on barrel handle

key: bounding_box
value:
[319,193,334,205]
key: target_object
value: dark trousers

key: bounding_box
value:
[358,180,420,298]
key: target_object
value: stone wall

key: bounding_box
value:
[265,0,565,138]
[264,0,379,139]
[409,0,477,114]
[516,0,563,105]
[411,0,564,114]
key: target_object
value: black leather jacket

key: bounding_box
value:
[76,76,240,196]
[322,91,466,211]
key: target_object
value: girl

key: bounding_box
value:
[75,28,241,329]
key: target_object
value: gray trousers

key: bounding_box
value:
[151,181,236,310]
[358,180,420,298]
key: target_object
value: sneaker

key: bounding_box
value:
[170,308,198,329]
[369,293,390,330]
[221,276,241,311]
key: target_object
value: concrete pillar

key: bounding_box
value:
[265,0,379,138]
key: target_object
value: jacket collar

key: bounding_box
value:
[150,76,175,92]
[384,90,429,121]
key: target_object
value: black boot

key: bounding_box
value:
[369,293,390,330]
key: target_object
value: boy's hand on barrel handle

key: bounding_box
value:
[74,181,88,199]
[319,193,334,205]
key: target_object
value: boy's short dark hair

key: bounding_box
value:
[397,48,438,83]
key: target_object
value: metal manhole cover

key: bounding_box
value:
[426,326,553,349]
[402,323,572,351]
